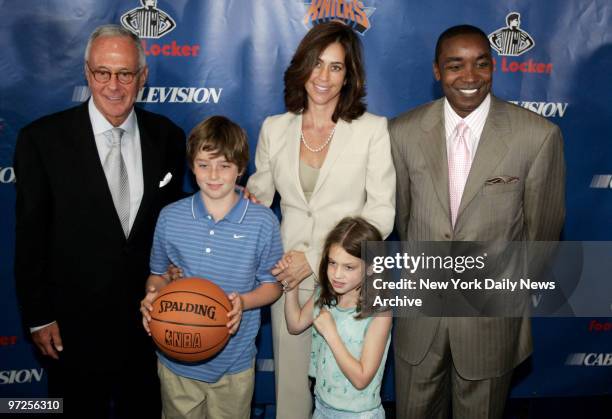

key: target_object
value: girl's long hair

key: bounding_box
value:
[317,217,382,318]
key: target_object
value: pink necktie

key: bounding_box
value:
[448,121,472,227]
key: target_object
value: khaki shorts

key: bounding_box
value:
[158,360,255,419]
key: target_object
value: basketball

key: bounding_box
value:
[149,277,231,363]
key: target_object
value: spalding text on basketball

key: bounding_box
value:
[158,300,217,319]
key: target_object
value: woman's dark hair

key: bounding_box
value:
[284,21,366,122]
[317,217,382,318]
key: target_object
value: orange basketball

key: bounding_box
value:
[149,277,231,363]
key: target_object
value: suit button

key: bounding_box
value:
[307,212,312,217]
[444,233,451,239]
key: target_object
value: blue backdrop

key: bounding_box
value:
[1,0,611,401]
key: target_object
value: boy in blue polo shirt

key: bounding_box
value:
[140,115,283,419]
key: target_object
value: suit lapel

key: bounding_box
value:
[312,118,350,196]
[287,113,308,205]
[457,96,510,219]
[130,109,160,240]
[419,100,451,222]
[72,103,127,239]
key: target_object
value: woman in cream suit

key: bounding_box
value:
[247,21,395,418]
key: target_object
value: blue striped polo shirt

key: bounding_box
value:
[150,190,283,382]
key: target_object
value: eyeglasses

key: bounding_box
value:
[86,62,142,84]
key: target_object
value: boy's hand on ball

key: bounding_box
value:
[227,292,243,335]
[140,285,160,335]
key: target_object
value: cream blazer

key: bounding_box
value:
[247,111,396,289]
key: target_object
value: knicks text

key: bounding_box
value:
[304,0,371,34]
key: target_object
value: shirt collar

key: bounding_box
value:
[88,97,137,138]
[444,93,491,140]
[191,189,249,224]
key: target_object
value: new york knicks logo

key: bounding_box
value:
[303,0,375,35]
[488,12,535,56]
[121,0,176,39]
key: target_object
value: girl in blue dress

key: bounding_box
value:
[281,216,392,418]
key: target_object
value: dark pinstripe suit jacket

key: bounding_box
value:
[389,96,565,379]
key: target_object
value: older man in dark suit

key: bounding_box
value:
[14,24,185,418]
[389,25,565,418]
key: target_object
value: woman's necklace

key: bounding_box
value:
[300,125,336,153]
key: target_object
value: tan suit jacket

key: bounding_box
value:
[389,96,565,379]
[248,111,396,284]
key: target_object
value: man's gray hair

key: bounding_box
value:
[84,24,146,69]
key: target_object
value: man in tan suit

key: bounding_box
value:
[389,25,565,418]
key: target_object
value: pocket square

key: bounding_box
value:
[485,175,519,185]
[159,172,173,188]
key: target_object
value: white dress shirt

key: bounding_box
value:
[444,93,491,163]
